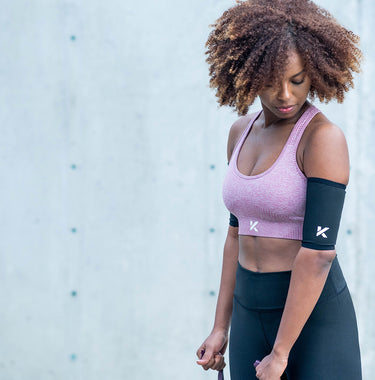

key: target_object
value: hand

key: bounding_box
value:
[254,350,288,380]
[196,330,228,371]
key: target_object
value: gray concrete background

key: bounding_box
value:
[0,0,373,379]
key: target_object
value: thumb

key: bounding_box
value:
[196,348,213,365]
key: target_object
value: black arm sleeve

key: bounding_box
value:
[226,161,239,228]
[229,213,239,227]
[301,177,346,250]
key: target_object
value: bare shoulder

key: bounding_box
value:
[227,112,257,162]
[305,113,347,149]
[303,113,349,185]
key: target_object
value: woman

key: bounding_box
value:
[196,1,362,379]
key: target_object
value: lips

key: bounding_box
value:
[277,105,295,113]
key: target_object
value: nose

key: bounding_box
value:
[277,82,292,101]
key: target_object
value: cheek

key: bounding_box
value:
[303,80,312,94]
[258,92,274,104]
[294,84,311,99]
[304,86,311,97]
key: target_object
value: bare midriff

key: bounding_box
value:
[238,235,301,272]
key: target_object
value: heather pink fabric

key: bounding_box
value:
[222,105,321,239]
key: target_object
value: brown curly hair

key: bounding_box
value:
[205,0,362,115]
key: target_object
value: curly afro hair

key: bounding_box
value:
[205,0,362,115]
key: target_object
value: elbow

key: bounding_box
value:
[315,249,336,269]
[299,246,336,271]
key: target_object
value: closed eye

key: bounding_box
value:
[292,78,305,85]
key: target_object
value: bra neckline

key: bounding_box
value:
[234,105,313,180]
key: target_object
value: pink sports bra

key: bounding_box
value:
[222,105,321,239]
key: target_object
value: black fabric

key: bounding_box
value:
[229,213,239,227]
[229,257,362,379]
[227,160,239,228]
[302,177,346,250]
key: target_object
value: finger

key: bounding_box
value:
[211,353,225,371]
[202,356,216,371]
[256,368,264,380]
[219,362,226,371]
[196,349,215,369]
[196,350,209,364]
[216,361,226,372]
[196,346,205,359]
[215,359,225,371]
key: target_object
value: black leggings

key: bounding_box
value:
[229,256,362,379]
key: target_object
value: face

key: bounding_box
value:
[258,50,311,120]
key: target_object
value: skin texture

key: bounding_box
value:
[196,49,350,379]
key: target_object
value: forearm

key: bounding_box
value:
[212,227,239,334]
[272,247,336,358]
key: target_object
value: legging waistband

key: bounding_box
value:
[233,255,347,311]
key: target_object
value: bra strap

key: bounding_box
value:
[289,105,321,147]
[230,110,262,162]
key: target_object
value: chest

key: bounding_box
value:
[237,121,305,177]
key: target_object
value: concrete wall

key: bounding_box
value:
[0,0,373,379]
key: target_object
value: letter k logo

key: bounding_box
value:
[250,221,259,232]
[316,226,329,238]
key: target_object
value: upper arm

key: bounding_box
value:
[227,225,239,239]
[303,122,350,185]
[301,122,348,257]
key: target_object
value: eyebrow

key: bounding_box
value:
[291,69,305,78]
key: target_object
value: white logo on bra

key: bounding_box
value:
[250,221,259,232]
[316,226,329,238]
